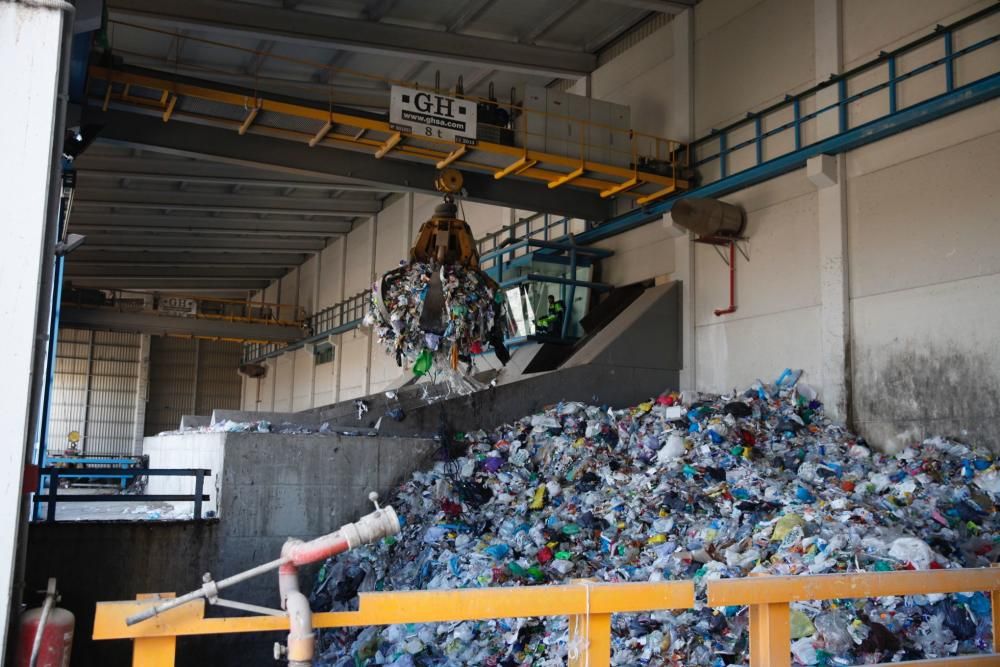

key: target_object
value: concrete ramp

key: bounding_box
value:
[563,281,681,371]
[522,282,647,374]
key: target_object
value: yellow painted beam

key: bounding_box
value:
[748,602,790,667]
[102,83,113,112]
[708,568,1000,607]
[161,95,177,123]
[95,581,694,641]
[358,581,693,624]
[93,574,1000,667]
[93,98,666,197]
[435,144,467,170]
[87,66,689,190]
[238,104,260,136]
[636,184,677,205]
[494,156,537,180]
[992,570,1000,654]
[374,132,401,159]
[132,635,176,667]
[547,165,584,190]
[599,176,639,199]
[89,93,680,197]
[308,121,333,148]
[568,613,611,667]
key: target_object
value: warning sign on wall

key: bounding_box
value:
[389,86,478,145]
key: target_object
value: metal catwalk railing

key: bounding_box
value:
[576,2,1000,244]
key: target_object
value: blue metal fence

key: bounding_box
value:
[574,3,1000,244]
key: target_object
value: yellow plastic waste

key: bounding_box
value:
[790,609,815,639]
[530,485,546,510]
[771,513,805,542]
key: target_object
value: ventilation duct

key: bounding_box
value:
[670,198,745,238]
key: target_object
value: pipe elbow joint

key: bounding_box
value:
[285,590,314,666]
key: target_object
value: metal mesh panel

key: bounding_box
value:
[46,329,90,456]
[145,337,196,436]
[146,338,243,434]
[195,341,242,416]
[45,329,141,457]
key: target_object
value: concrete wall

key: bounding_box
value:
[27,431,437,666]
[27,522,222,667]
[695,174,822,392]
[847,97,1000,451]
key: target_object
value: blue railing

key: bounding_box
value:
[34,467,211,522]
[476,214,591,259]
[242,290,370,364]
[691,5,999,180]
[576,2,1000,243]
[42,455,143,490]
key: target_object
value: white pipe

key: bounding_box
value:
[283,585,314,666]
[274,505,400,666]
[125,503,400,626]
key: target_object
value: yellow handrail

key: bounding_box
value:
[707,567,1000,667]
[93,568,1000,667]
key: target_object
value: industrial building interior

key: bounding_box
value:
[4,0,1000,665]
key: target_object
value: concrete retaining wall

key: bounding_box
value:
[27,432,437,666]
[144,432,226,517]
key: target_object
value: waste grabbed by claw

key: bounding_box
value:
[366,195,511,374]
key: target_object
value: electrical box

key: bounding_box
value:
[588,99,611,164]
[513,87,633,167]
[522,85,547,153]
[609,103,632,167]
[545,90,570,158]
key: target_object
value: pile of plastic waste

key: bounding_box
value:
[311,372,1000,666]
[365,262,504,373]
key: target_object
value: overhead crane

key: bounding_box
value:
[86,64,691,206]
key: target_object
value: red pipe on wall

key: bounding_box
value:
[714,241,737,317]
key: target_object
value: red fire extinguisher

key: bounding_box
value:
[16,578,74,667]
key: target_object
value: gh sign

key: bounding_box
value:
[390,86,477,145]
[158,296,197,317]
